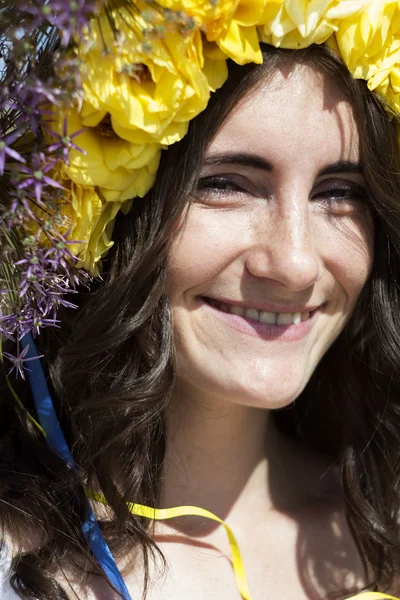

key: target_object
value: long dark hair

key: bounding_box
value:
[1,43,400,599]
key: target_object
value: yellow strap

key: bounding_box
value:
[88,490,400,600]
[88,490,253,599]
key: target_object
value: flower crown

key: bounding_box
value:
[0,0,399,374]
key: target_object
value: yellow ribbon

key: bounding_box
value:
[88,490,253,599]
[88,490,399,600]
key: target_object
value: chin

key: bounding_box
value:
[229,361,314,407]
[180,369,311,411]
[174,347,317,410]
[229,381,308,410]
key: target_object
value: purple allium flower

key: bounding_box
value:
[44,231,81,268]
[49,0,99,46]
[3,190,35,228]
[2,344,44,379]
[46,117,87,164]
[13,304,60,339]
[0,129,26,175]
[23,75,60,106]
[0,317,16,342]
[31,314,60,336]
[12,241,81,323]
[39,291,78,321]
[16,253,51,298]
[11,88,55,136]
[15,152,65,205]
[19,0,98,46]
[17,2,55,32]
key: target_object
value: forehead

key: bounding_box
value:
[207,63,359,166]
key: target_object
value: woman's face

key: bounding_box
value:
[166,63,374,409]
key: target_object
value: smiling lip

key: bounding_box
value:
[203,297,320,314]
[200,297,321,341]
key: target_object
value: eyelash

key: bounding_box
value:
[196,176,367,204]
[316,185,366,203]
[196,176,245,196]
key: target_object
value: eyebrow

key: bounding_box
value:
[202,153,363,177]
[317,161,363,177]
[202,153,272,171]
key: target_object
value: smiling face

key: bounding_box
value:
[166,63,374,410]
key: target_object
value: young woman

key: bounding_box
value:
[1,6,400,600]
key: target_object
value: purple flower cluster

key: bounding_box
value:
[0,0,98,376]
[19,0,98,46]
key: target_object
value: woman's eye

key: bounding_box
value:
[314,183,368,212]
[196,176,245,196]
[319,188,364,201]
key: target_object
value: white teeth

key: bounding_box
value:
[259,311,277,324]
[276,312,293,326]
[293,312,302,326]
[293,313,301,325]
[209,299,314,325]
[244,308,259,321]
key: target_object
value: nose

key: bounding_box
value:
[245,203,323,291]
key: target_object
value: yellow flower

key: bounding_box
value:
[202,41,229,91]
[154,0,238,22]
[157,0,266,64]
[78,3,214,147]
[258,0,369,49]
[53,108,161,203]
[26,167,124,275]
[333,0,400,113]
[66,182,123,275]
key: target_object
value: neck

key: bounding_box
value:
[164,395,267,508]
[160,385,338,528]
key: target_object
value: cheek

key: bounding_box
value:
[319,213,374,304]
[167,210,374,309]
[166,208,248,301]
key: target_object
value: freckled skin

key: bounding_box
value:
[166,63,374,410]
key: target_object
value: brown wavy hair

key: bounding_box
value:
[1,43,400,599]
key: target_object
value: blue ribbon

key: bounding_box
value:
[20,334,132,600]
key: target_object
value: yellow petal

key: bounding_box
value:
[217,20,263,64]
[202,55,229,92]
